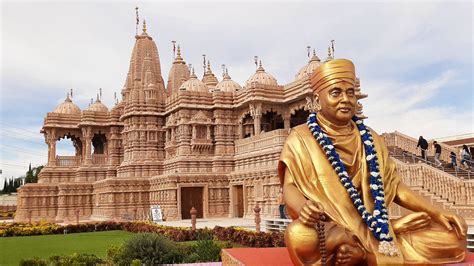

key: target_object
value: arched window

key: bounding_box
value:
[261,111,284,132]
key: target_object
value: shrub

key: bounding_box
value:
[120,233,184,265]
[19,257,47,266]
[46,253,104,266]
[193,239,222,262]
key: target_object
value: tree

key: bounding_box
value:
[1,179,6,194]
[25,163,43,184]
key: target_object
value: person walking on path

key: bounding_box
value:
[460,145,471,169]
[417,136,428,161]
[278,188,286,219]
[433,141,442,166]
[449,151,457,169]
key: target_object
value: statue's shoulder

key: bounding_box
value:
[291,124,312,137]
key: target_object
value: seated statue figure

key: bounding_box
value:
[278,58,467,265]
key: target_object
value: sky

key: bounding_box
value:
[0,1,473,187]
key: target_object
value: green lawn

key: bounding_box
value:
[0,230,134,266]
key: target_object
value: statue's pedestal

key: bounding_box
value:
[221,248,292,266]
[221,248,474,265]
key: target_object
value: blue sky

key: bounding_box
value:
[1,1,473,186]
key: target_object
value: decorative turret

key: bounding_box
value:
[121,20,166,111]
[167,45,190,95]
[202,61,218,89]
[244,61,278,88]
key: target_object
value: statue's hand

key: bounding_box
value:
[392,212,431,234]
[431,211,467,239]
[298,200,325,227]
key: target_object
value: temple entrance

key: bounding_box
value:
[232,185,244,218]
[181,187,203,219]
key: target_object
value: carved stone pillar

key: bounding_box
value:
[283,112,291,129]
[206,125,211,139]
[46,129,57,166]
[254,114,261,136]
[238,121,243,139]
[82,127,93,165]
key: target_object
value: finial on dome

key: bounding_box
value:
[99,88,102,100]
[96,93,100,102]
[307,46,311,58]
[313,49,316,56]
[143,20,147,33]
[65,92,71,102]
[176,44,181,58]
[331,39,335,57]
[259,60,262,68]
[70,88,73,98]
[221,64,226,77]
[191,67,196,76]
[207,60,211,71]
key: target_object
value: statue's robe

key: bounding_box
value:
[278,117,465,264]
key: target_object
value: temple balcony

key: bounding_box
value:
[56,156,81,167]
[191,138,213,152]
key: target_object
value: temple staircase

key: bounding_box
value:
[383,131,474,251]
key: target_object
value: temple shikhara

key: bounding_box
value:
[15,22,473,224]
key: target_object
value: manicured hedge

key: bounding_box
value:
[0,221,285,248]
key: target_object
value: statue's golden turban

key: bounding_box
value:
[310,59,356,93]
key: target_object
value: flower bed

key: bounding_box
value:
[0,221,285,248]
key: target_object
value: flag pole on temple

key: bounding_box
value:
[307,46,311,58]
[135,7,139,36]
[202,54,206,73]
[172,41,176,58]
[254,56,258,69]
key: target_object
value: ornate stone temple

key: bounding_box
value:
[16,23,473,224]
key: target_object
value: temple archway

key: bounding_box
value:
[290,108,310,128]
[261,111,284,132]
[242,114,254,138]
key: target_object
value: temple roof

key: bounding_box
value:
[87,96,108,113]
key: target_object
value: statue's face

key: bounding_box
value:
[316,81,357,126]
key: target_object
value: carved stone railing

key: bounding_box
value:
[383,131,457,163]
[56,156,81,167]
[234,129,289,156]
[392,157,474,207]
[91,154,107,165]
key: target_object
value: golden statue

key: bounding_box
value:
[278,59,467,265]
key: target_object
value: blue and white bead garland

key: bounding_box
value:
[307,112,399,257]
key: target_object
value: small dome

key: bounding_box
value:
[214,70,242,92]
[295,50,323,81]
[87,96,109,112]
[245,61,277,88]
[53,94,81,115]
[179,69,208,92]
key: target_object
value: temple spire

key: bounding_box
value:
[143,20,147,33]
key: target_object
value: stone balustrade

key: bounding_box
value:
[235,129,289,156]
[392,157,474,207]
[383,131,457,163]
[56,156,81,167]
[91,154,107,165]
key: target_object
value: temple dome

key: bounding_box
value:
[214,70,242,92]
[295,50,322,81]
[87,96,109,112]
[53,94,81,115]
[245,61,277,87]
[179,69,208,92]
